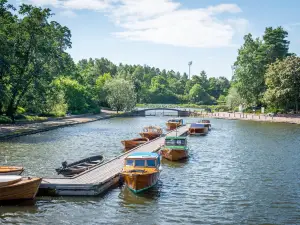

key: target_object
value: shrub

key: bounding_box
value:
[0,115,12,124]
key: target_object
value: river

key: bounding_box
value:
[0,116,300,224]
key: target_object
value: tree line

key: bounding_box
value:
[1,1,300,123]
[229,26,300,113]
[0,1,230,122]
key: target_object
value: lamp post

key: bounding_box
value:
[231,65,236,78]
[188,61,192,79]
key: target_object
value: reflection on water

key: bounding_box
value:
[0,117,300,224]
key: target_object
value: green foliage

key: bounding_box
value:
[16,107,26,114]
[263,56,300,112]
[234,27,290,106]
[104,78,137,112]
[226,87,244,109]
[0,115,12,124]
[0,1,72,121]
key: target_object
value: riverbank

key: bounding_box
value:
[196,112,300,124]
[0,111,117,141]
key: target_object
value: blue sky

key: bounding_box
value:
[10,0,300,79]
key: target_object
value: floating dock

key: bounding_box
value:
[38,125,189,196]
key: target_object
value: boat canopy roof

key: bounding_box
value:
[190,123,205,128]
[142,126,162,132]
[168,118,182,122]
[165,136,186,140]
[127,152,159,159]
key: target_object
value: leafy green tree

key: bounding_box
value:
[264,56,300,112]
[95,73,112,106]
[104,78,136,113]
[263,26,290,63]
[234,27,290,106]
[0,2,71,121]
[189,84,214,105]
[226,87,244,110]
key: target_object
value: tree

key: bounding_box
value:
[226,87,244,110]
[95,73,112,106]
[263,56,300,112]
[263,26,290,63]
[234,34,266,105]
[0,2,72,121]
[104,78,136,113]
[189,84,214,105]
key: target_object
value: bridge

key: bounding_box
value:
[128,108,191,117]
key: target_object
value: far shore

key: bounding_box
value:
[0,110,119,141]
[196,112,300,125]
[1,109,300,141]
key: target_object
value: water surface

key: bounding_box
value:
[0,117,300,224]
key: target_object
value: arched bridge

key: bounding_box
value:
[129,108,191,117]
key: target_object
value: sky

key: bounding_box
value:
[9,0,300,79]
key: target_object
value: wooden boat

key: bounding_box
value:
[139,126,162,140]
[121,137,149,151]
[0,166,24,175]
[122,152,161,193]
[160,136,189,161]
[166,118,183,131]
[189,123,209,136]
[0,176,42,201]
[200,119,211,130]
[55,155,104,177]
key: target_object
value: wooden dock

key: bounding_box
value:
[38,125,189,196]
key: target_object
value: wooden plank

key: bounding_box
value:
[39,125,189,196]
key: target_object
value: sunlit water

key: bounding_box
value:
[0,116,300,224]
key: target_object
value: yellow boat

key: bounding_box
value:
[166,118,183,131]
[160,136,189,161]
[121,152,161,193]
[0,166,24,175]
[188,123,209,136]
[0,176,42,202]
[200,119,211,130]
[139,126,162,140]
[121,137,149,151]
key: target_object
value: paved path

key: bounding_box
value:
[193,112,300,124]
[0,114,111,140]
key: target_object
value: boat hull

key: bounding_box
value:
[123,172,160,193]
[166,122,181,131]
[56,155,104,177]
[188,127,208,136]
[139,133,160,140]
[0,177,42,201]
[161,149,188,161]
[121,138,149,151]
[0,166,24,175]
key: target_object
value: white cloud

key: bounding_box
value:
[63,0,111,10]
[59,10,77,18]
[23,0,248,48]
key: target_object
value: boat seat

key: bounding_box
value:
[74,166,87,168]
[81,163,95,166]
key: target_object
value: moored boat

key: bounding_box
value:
[139,126,162,140]
[0,166,24,175]
[55,155,104,177]
[0,176,42,202]
[160,136,189,161]
[121,152,161,193]
[200,119,211,130]
[166,118,183,131]
[121,137,149,151]
[189,123,209,136]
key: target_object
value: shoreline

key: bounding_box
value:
[196,112,300,125]
[1,110,300,141]
[0,112,117,141]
